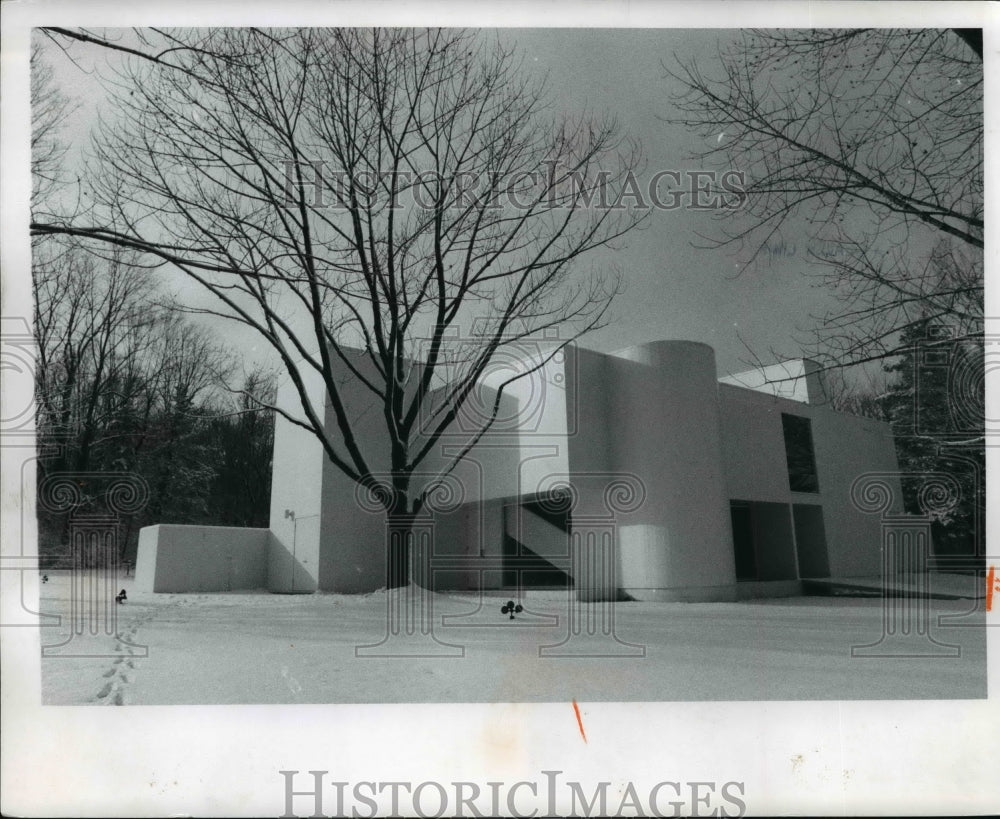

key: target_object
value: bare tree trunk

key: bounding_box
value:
[358,507,461,657]
[385,511,413,590]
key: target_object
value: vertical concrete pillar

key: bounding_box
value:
[539,507,646,657]
[606,341,737,602]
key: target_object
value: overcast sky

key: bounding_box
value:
[32,26,954,379]
[504,28,841,374]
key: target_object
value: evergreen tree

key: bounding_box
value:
[205,373,275,529]
[881,314,984,566]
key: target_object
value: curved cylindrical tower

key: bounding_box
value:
[605,340,737,601]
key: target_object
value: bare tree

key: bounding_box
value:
[667,28,983,369]
[32,28,644,586]
[821,366,888,421]
[32,243,164,474]
[206,370,276,529]
[139,313,234,522]
[32,236,243,559]
[31,40,75,207]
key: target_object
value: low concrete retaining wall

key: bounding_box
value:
[135,525,270,593]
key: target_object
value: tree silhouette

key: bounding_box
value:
[32,28,645,586]
[668,28,983,369]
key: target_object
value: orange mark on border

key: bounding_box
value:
[572,699,587,743]
[987,565,997,612]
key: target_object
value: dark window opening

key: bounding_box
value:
[730,502,757,581]
[729,500,798,582]
[781,413,819,493]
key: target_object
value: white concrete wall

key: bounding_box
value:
[268,347,536,593]
[431,339,573,504]
[420,345,570,591]
[427,503,482,590]
[601,341,737,602]
[268,366,326,592]
[719,358,828,404]
[719,385,798,503]
[135,524,269,592]
[809,405,902,577]
[260,341,901,600]
[304,349,520,592]
[314,349,392,592]
[718,384,902,579]
[319,459,385,593]
[564,346,614,474]
[427,386,524,505]
[508,503,572,568]
[488,342,571,499]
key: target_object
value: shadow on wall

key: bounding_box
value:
[267,532,319,594]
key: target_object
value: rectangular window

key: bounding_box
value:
[781,413,819,493]
[729,501,757,581]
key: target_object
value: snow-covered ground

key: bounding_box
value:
[37,572,986,705]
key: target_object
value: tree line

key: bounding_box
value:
[33,239,276,566]
[31,40,275,567]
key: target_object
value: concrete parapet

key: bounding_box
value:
[135,524,269,593]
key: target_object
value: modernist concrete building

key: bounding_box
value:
[136,340,902,601]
